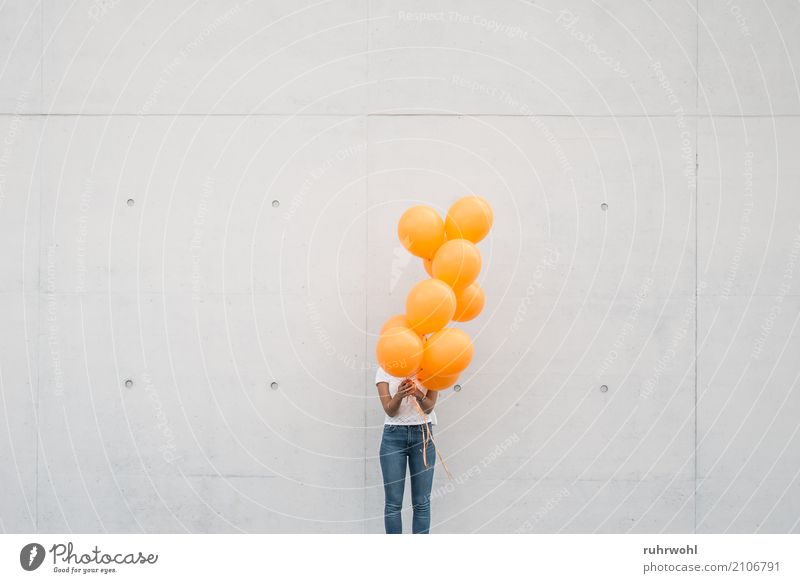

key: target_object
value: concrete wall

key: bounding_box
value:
[1,0,799,533]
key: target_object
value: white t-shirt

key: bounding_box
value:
[375,366,438,426]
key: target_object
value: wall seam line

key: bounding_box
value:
[363,0,370,535]
[694,0,700,536]
[35,0,44,534]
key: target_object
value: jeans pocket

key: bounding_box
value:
[385,424,398,432]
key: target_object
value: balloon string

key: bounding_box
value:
[410,382,453,481]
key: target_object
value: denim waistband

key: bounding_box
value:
[384,422,431,428]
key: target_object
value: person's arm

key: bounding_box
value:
[377,378,415,417]
[412,383,438,415]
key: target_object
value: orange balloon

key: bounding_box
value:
[417,371,460,391]
[423,257,434,277]
[397,205,445,259]
[445,195,493,243]
[420,327,474,377]
[376,326,423,377]
[432,239,482,289]
[453,283,485,322]
[380,314,409,334]
[405,279,456,335]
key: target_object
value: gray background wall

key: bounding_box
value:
[1,0,799,533]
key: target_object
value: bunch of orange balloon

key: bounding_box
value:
[376,195,493,391]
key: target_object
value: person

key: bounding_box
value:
[375,365,438,534]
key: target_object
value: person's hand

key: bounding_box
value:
[397,379,416,399]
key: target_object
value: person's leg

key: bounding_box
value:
[408,422,436,534]
[379,425,408,534]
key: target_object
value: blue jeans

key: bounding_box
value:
[379,422,436,534]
